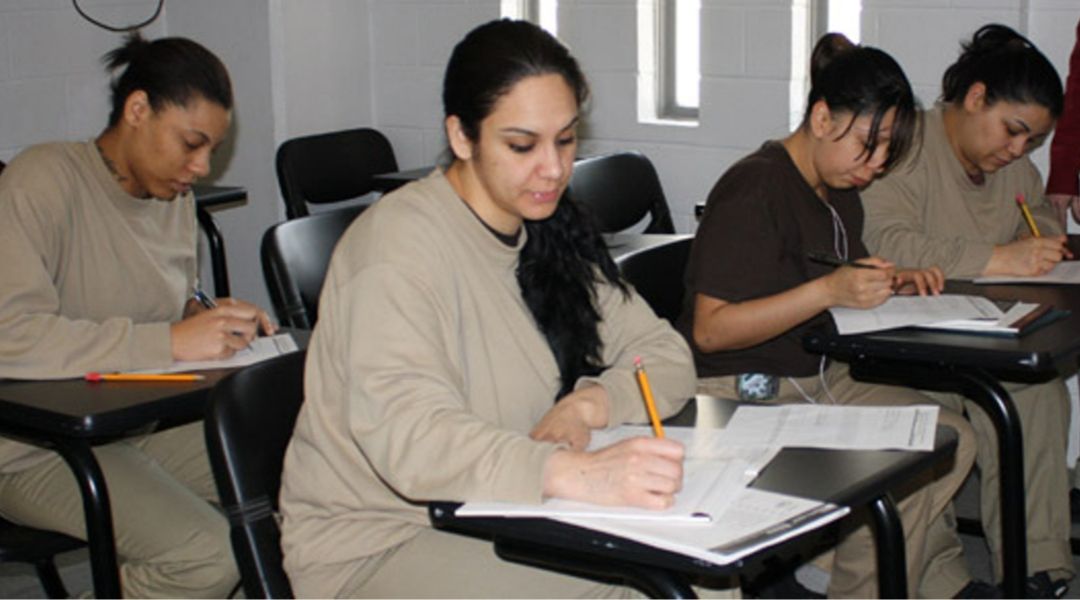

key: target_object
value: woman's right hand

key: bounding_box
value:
[542,436,685,510]
[988,236,1069,277]
[821,257,896,309]
[169,302,263,361]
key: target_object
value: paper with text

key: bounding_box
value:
[974,261,1080,284]
[554,488,849,566]
[132,333,298,374]
[829,294,1004,335]
[720,404,939,451]
[457,425,779,522]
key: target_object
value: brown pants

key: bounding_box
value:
[699,363,977,599]
[926,378,1074,583]
[0,422,238,598]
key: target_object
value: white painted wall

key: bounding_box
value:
[0,0,1077,305]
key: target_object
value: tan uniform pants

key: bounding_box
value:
[699,363,977,599]
[926,378,1074,583]
[0,422,238,598]
[320,526,739,599]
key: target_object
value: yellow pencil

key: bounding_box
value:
[634,356,665,439]
[85,372,206,382]
[1016,193,1041,238]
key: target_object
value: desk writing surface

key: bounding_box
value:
[805,280,1080,378]
[0,329,309,439]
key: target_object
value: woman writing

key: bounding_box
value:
[280,19,699,598]
[677,34,979,598]
[0,34,273,596]
[862,24,1072,597]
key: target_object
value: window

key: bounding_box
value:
[790,0,861,129]
[501,0,558,37]
[638,0,700,124]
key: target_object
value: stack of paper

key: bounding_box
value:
[828,294,1052,336]
[130,333,298,374]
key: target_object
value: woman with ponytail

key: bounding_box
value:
[0,34,268,596]
[678,33,980,597]
[862,24,1073,597]
[280,19,699,598]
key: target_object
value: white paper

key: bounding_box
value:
[720,404,939,451]
[974,261,1080,284]
[828,294,1003,335]
[457,426,779,523]
[919,301,1041,334]
[554,489,849,566]
[131,333,298,374]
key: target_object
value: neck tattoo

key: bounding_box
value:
[95,142,128,184]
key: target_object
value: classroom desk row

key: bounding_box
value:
[3,241,1077,598]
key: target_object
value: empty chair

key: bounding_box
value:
[569,152,676,234]
[261,205,366,328]
[616,237,693,324]
[275,128,398,220]
[204,349,307,599]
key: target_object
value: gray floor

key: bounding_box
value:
[1,476,1078,598]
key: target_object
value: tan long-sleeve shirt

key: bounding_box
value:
[862,105,1060,278]
[0,141,195,471]
[279,171,695,597]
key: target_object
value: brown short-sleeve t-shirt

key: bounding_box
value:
[676,141,867,378]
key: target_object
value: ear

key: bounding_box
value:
[445,115,474,161]
[122,90,152,128]
[808,100,833,139]
[962,82,987,113]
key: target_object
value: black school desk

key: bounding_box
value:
[0,330,308,598]
[804,280,1080,598]
[193,184,247,298]
[430,395,960,599]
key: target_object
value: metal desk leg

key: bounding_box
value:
[851,361,1027,598]
[951,368,1026,598]
[868,493,907,599]
[54,440,122,598]
[196,206,230,298]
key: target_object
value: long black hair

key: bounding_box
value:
[443,19,626,400]
[802,33,918,172]
[103,33,232,127]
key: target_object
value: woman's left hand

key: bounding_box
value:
[892,267,945,296]
[530,385,610,451]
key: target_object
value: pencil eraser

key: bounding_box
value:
[634,356,642,367]
[85,372,102,382]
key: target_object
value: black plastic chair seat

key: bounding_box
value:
[616,237,693,324]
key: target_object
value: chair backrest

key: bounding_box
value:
[616,237,693,324]
[261,205,366,329]
[569,152,676,234]
[205,350,307,599]
[275,127,398,220]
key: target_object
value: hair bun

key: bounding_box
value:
[810,33,856,89]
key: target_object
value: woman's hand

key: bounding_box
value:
[530,385,609,451]
[892,266,945,296]
[988,236,1070,277]
[542,436,685,509]
[1048,194,1080,228]
[170,298,276,361]
[820,257,896,309]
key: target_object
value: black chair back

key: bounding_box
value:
[569,152,676,234]
[275,128,398,219]
[261,205,366,329]
[205,350,307,599]
[616,237,693,324]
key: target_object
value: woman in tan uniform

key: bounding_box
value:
[0,34,273,597]
[280,19,703,598]
[862,24,1072,598]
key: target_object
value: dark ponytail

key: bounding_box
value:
[942,24,1063,118]
[104,33,232,126]
[444,19,626,400]
[802,33,917,172]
